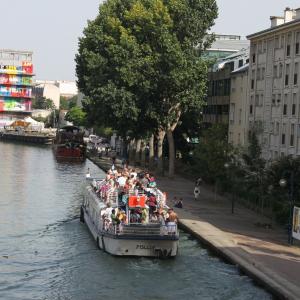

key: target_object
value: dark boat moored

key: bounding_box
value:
[53,125,86,161]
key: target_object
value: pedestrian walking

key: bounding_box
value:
[194,178,202,200]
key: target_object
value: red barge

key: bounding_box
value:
[53,125,86,161]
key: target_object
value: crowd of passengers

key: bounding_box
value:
[91,167,178,232]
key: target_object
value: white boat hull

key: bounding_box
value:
[83,207,178,258]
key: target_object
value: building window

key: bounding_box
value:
[282,134,285,145]
[287,45,291,57]
[287,34,291,57]
[292,103,296,115]
[290,124,295,146]
[251,79,254,89]
[285,74,289,86]
[250,105,253,114]
[238,59,243,68]
[252,54,256,64]
[296,32,300,55]
[292,93,297,115]
[283,104,287,115]
[294,63,298,85]
[285,64,290,86]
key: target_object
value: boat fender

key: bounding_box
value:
[80,206,85,223]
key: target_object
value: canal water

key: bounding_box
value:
[0,142,272,300]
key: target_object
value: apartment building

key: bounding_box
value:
[0,49,34,127]
[228,64,249,146]
[203,48,249,127]
[247,7,300,160]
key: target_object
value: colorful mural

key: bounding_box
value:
[0,74,32,85]
[0,98,31,112]
[0,61,33,112]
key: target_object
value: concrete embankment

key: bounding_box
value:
[88,154,300,300]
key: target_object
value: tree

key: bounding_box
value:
[65,107,87,127]
[76,0,218,176]
[264,156,300,224]
[32,96,55,110]
[59,96,69,110]
[192,124,230,181]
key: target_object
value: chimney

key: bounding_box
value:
[270,16,284,28]
[284,7,296,23]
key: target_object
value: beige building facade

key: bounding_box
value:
[247,7,300,160]
[228,64,249,146]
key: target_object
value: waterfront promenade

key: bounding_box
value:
[88,155,300,300]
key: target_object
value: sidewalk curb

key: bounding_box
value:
[179,220,297,300]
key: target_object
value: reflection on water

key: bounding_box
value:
[0,143,272,300]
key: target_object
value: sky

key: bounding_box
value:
[1,0,300,81]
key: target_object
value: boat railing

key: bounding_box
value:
[102,223,178,237]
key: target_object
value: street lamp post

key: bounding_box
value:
[279,171,295,245]
[224,162,235,214]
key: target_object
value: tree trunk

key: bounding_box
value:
[128,139,136,165]
[167,129,175,177]
[157,129,166,175]
[135,139,141,166]
[140,140,146,168]
[149,134,154,170]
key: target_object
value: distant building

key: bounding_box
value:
[203,48,249,127]
[33,83,60,108]
[0,49,34,127]
[228,64,249,146]
[204,34,249,60]
[55,80,77,98]
[247,7,300,160]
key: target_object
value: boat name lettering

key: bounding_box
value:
[136,244,155,250]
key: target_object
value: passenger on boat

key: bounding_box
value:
[166,208,178,234]
[174,198,183,209]
[111,209,120,225]
[141,173,149,187]
[130,169,138,180]
[117,173,127,187]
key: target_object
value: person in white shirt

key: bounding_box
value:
[117,175,127,187]
[130,169,137,180]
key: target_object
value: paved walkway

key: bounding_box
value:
[89,155,300,299]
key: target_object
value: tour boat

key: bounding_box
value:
[53,125,86,161]
[81,179,179,258]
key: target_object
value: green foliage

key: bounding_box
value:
[94,125,114,138]
[264,156,300,224]
[173,107,203,162]
[76,0,218,138]
[65,107,87,127]
[59,96,69,110]
[68,95,78,109]
[192,124,232,184]
[32,96,55,110]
